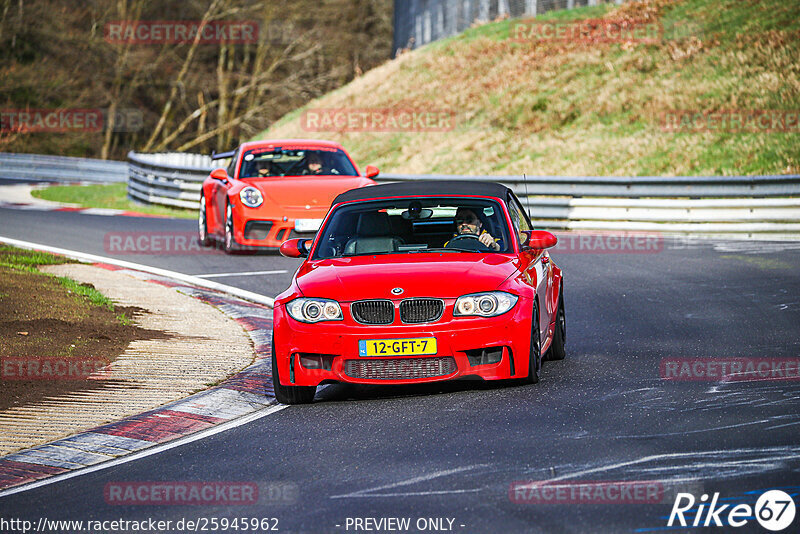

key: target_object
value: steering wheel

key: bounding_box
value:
[445,233,492,251]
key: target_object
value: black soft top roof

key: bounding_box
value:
[333,180,512,205]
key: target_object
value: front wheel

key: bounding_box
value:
[223,202,236,254]
[271,338,316,404]
[198,193,211,247]
[545,290,566,361]
[525,302,541,384]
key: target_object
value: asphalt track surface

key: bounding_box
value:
[2,195,800,533]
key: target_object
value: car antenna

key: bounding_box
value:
[523,173,530,215]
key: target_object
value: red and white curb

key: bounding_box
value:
[0,181,173,218]
[0,260,279,495]
[0,202,169,219]
[0,201,170,219]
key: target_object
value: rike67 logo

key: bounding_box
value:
[668,490,796,531]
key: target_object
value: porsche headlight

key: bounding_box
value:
[286,298,343,323]
[239,187,263,208]
[454,291,517,317]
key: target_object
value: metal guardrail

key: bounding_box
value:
[393,0,626,55]
[126,151,211,209]
[125,152,800,236]
[0,152,127,183]
[385,173,800,235]
[3,152,796,234]
[381,173,800,198]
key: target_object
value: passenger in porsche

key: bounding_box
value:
[305,153,324,175]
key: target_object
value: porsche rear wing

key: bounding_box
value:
[211,149,236,160]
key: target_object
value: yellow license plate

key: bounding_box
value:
[358,338,437,357]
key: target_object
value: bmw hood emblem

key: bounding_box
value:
[391,287,404,295]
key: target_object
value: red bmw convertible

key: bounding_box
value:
[272,181,566,404]
[198,139,378,252]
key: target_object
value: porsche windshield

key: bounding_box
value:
[313,198,511,259]
[239,148,357,178]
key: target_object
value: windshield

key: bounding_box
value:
[313,197,511,259]
[239,147,358,178]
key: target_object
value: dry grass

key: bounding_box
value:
[257,0,800,176]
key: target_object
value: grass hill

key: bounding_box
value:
[256,0,800,177]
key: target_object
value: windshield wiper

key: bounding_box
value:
[410,247,469,253]
[340,251,398,257]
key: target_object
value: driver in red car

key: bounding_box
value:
[446,207,501,251]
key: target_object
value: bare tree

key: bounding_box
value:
[100,0,146,159]
[0,0,392,158]
[142,0,224,152]
[149,3,325,152]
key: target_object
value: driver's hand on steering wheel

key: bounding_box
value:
[478,232,501,251]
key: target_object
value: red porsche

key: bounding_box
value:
[198,139,378,252]
[272,181,566,404]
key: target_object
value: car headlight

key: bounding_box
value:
[286,298,343,323]
[239,187,263,208]
[454,291,518,317]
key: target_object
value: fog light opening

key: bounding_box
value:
[244,221,273,240]
[298,353,334,371]
[465,346,504,367]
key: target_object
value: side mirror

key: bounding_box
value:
[210,168,229,183]
[280,238,311,258]
[365,165,380,179]
[521,230,557,250]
